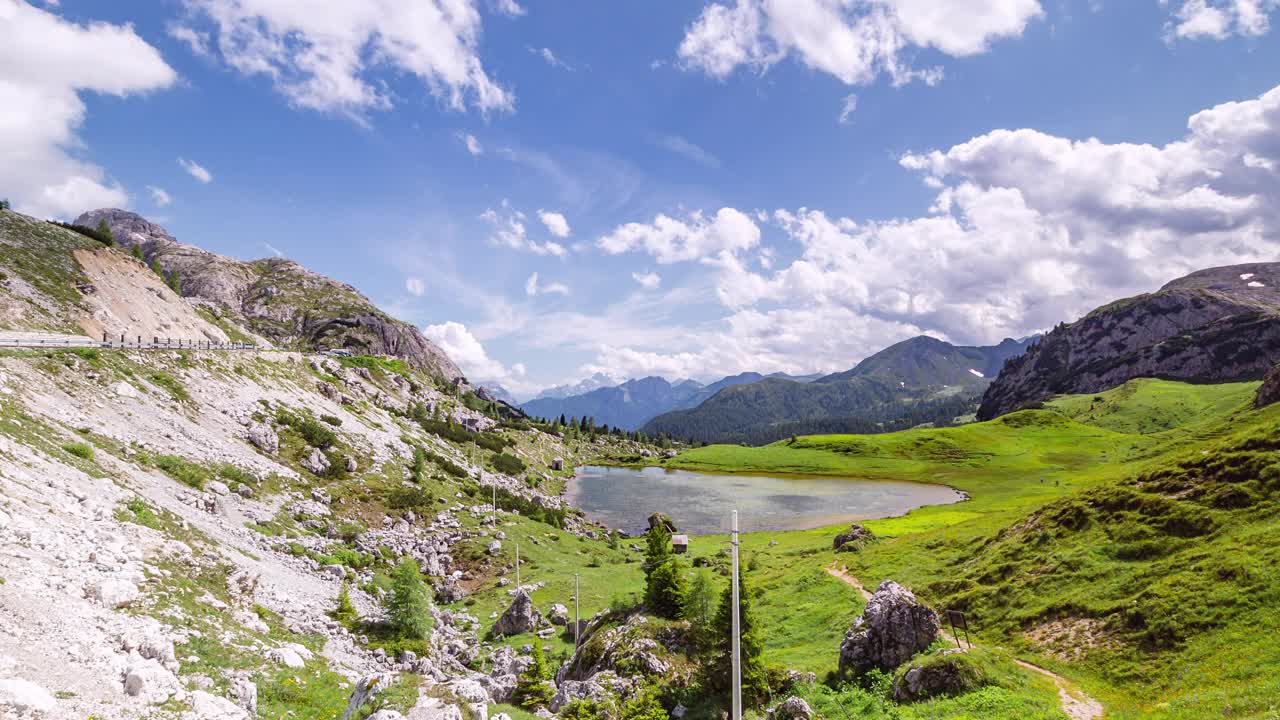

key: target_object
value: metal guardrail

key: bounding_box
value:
[0,336,260,351]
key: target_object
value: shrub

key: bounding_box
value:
[513,642,554,710]
[62,442,94,460]
[385,559,432,640]
[387,486,435,510]
[276,411,337,449]
[319,414,343,427]
[492,452,526,475]
[331,582,358,625]
[152,454,209,489]
[645,559,687,619]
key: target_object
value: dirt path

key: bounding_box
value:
[826,564,1104,720]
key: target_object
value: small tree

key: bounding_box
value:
[621,685,669,720]
[385,558,432,639]
[167,269,183,294]
[513,642,554,709]
[95,219,114,245]
[643,522,672,578]
[708,571,768,705]
[646,558,687,619]
[130,244,145,261]
[330,581,358,625]
[682,568,718,651]
[409,446,428,483]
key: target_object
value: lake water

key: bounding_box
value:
[566,465,966,535]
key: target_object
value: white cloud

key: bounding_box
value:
[263,242,284,257]
[0,1,177,218]
[839,93,858,124]
[597,207,761,264]
[405,276,426,296]
[175,0,513,118]
[525,272,570,297]
[422,320,530,390]
[580,82,1280,380]
[460,133,483,155]
[677,0,1042,87]
[493,0,526,17]
[632,271,662,289]
[530,46,571,69]
[167,23,210,56]
[178,157,212,183]
[1163,0,1278,40]
[537,209,571,237]
[481,203,568,256]
[653,134,721,168]
[147,186,173,207]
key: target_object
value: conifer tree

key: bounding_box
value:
[708,571,767,705]
[95,219,114,245]
[330,581,358,625]
[385,558,432,639]
[682,568,718,651]
[513,641,554,709]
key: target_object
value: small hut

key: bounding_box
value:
[671,534,689,554]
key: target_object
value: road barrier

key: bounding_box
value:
[0,335,259,351]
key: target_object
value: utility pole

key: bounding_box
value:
[492,482,497,527]
[574,574,581,650]
[515,544,521,590]
[731,509,741,720]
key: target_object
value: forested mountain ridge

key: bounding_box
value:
[978,262,1280,420]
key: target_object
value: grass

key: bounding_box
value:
[147,371,192,404]
[61,441,94,460]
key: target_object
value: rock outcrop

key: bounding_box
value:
[74,208,464,380]
[979,263,1280,420]
[891,650,981,702]
[490,590,545,637]
[838,580,939,678]
[832,523,875,552]
[1257,363,1280,408]
[770,696,813,720]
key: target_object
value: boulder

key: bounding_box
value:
[406,697,464,720]
[0,678,56,714]
[548,603,569,626]
[838,580,939,678]
[491,590,545,637]
[832,523,875,552]
[550,678,612,712]
[119,623,179,672]
[247,422,279,454]
[891,650,980,702]
[87,578,140,608]
[230,677,257,715]
[647,512,677,533]
[770,697,813,720]
[1257,363,1280,408]
[266,643,312,669]
[190,690,250,719]
[123,659,182,704]
[340,674,393,720]
[302,447,331,475]
[113,381,139,398]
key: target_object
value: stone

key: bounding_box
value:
[120,623,180,672]
[487,540,502,555]
[302,447,331,475]
[230,677,258,715]
[87,578,140,608]
[832,523,875,552]
[551,457,565,471]
[208,480,230,496]
[1257,363,1280,408]
[770,696,813,720]
[892,651,977,702]
[647,512,677,533]
[368,712,406,720]
[267,643,312,669]
[491,589,545,637]
[123,659,182,704]
[346,456,359,472]
[190,690,250,719]
[838,580,940,678]
[227,569,259,598]
[406,696,464,720]
[0,678,56,714]
[340,674,393,720]
[247,422,279,454]
[113,381,139,398]
[550,678,611,712]
[548,603,569,626]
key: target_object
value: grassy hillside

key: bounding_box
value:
[651,379,1280,718]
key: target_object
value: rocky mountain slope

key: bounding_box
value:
[73,209,462,382]
[643,336,1032,444]
[978,263,1280,420]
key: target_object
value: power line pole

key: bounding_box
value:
[515,543,521,590]
[731,509,741,720]
[492,481,497,527]
[574,574,581,650]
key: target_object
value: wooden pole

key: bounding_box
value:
[731,509,741,720]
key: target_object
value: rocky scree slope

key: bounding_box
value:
[74,209,462,381]
[0,346,589,719]
[978,263,1280,420]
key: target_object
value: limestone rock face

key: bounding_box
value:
[832,523,875,552]
[301,447,330,475]
[979,262,1280,420]
[491,590,545,637]
[1257,363,1280,408]
[247,422,279,454]
[838,581,939,678]
[75,208,464,381]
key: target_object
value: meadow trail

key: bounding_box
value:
[825,565,1105,720]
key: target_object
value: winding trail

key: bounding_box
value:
[825,564,1104,720]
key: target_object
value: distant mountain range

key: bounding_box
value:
[642,336,1034,444]
[520,372,778,430]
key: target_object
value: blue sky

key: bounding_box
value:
[3,0,1280,398]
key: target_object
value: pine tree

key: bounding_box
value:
[513,641,554,709]
[645,557,687,619]
[708,571,768,705]
[409,446,428,483]
[130,244,144,261]
[330,581,358,625]
[167,269,182,294]
[385,558,432,639]
[95,219,114,245]
[682,568,718,651]
[643,522,672,578]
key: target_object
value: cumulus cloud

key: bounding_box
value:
[537,210,571,238]
[1163,0,1278,40]
[460,133,483,155]
[405,276,426,296]
[597,207,761,264]
[677,0,1042,87]
[0,1,177,218]
[530,46,571,69]
[147,186,173,207]
[525,272,570,297]
[493,0,526,17]
[173,0,513,118]
[632,271,662,289]
[481,203,568,256]
[653,134,721,168]
[582,82,1280,380]
[178,157,212,183]
[423,320,526,387]
[839,93,858,124]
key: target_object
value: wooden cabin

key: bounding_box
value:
[671,534,689,554]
